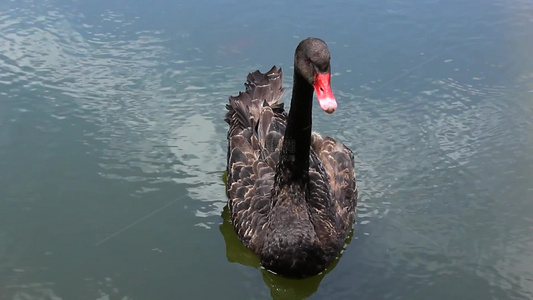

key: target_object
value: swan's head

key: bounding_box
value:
[294,37,337,114]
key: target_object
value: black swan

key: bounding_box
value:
[225,37,357,278]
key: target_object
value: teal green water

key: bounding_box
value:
[1,0,532,299]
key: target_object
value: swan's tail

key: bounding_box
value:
[225,66,285,136]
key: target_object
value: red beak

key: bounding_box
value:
[313,72,337,114]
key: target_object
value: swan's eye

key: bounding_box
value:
[305,57,311,64]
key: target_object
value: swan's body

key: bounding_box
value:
[225,38,357,278]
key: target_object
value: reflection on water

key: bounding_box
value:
[168,114,226,226]
[261,270,326,300]
[219,205,260,269]
[1,0,532,299]
[219,205,352,300]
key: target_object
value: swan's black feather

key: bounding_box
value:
[226,66,285,251]
[225,43,357,278]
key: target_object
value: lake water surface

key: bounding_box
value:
[1,0,532,299]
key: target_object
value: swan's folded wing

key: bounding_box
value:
[225,66,285,137]
[227,134,276,250]
[245,66,285,106]
[225,66,287,251]
[311,133,357,233]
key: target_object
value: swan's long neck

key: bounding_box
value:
[278,71,314,183]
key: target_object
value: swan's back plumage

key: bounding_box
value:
[310,133,357,237]
[225,65,357,277]
[225,66,287,250]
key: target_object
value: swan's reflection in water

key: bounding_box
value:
[219,204,354,300]
[219,206,261,269]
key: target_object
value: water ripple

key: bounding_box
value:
[1,0,533,299]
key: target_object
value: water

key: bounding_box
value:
[1,0,532,299]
